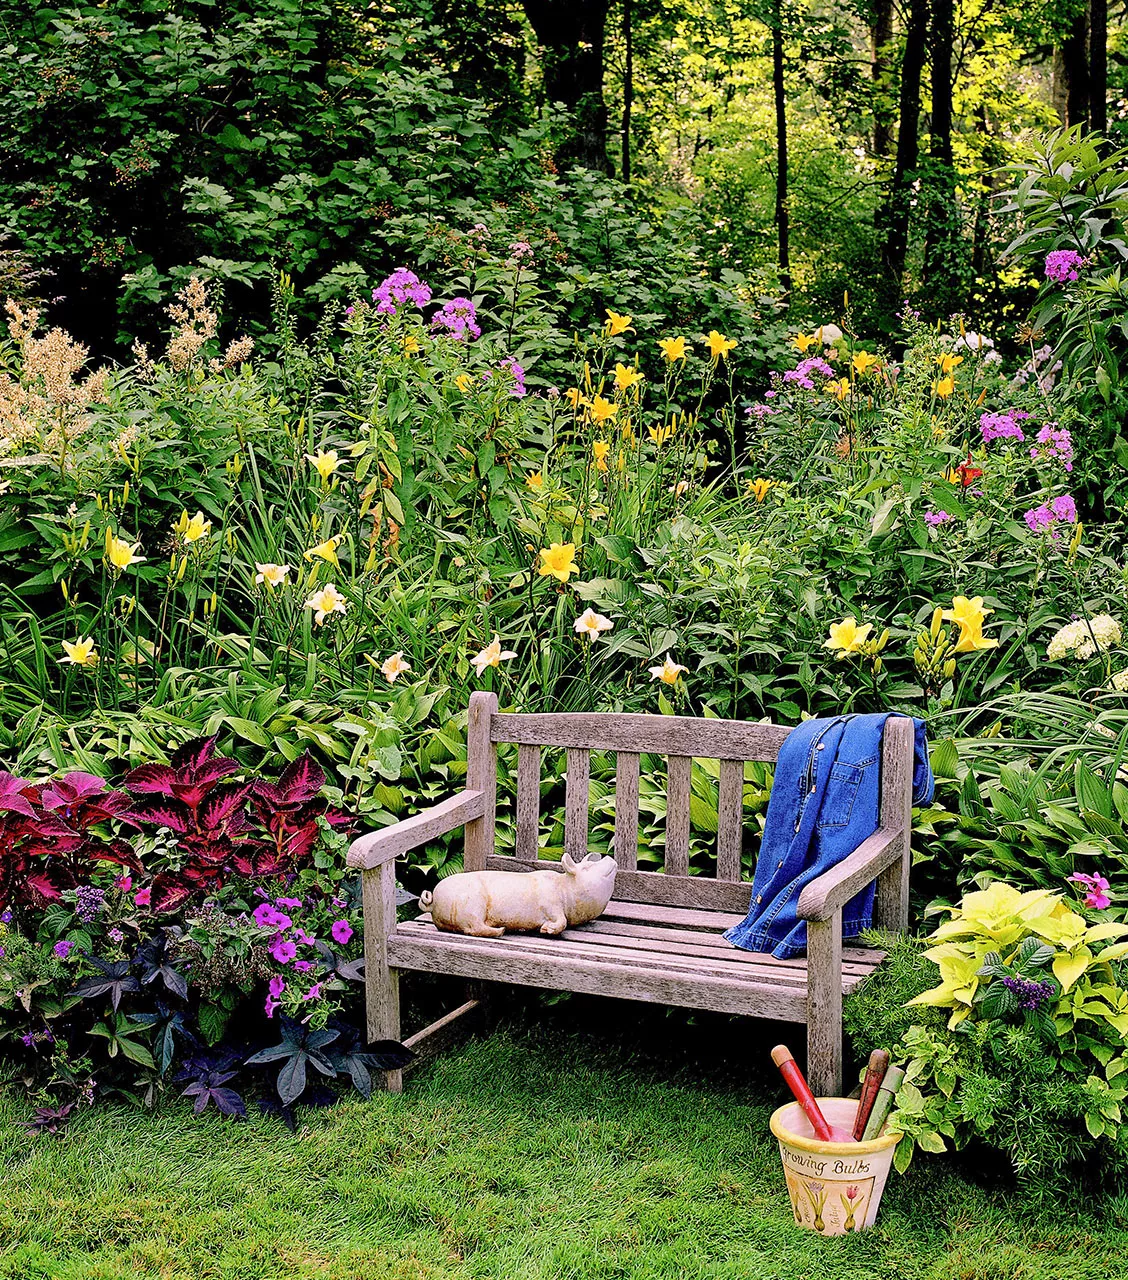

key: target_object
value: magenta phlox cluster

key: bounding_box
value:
[1024,493,1078,534]
[1044,249,1086,284]
[980,410,1030,444]
[431,297,481,341]
[372,268,432,316]
[782,356,834,391]
[1030,423,1074,472]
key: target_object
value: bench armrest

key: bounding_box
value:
[796,827,905,923]
[346,789,485,871]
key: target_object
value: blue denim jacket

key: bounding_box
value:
[723,714,933,959]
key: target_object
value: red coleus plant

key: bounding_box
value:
[125,736,352,912]
[0,771,141,909]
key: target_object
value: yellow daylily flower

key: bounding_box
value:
[603,310,634,337]
[379,651,412,684]
[658,336,688,363]
[648,422,675,447]
[565,388,588,409]
[706,330,737,362]
[60,637,98,668]
[402,334,421,355]
[526,471,545,491]
[304,536,342,568]
[454,373,474,394]
[932,375,955,398]
[305,449,340,485]
[794,332,817,353]
[937,352,964,375]
[304,582,347,624]
[105,531,145,572]
[589,395,617,425]
[574,609,614,640]
[746,477,777,502]
[825,377,851,400]
[471,635,517,677]
[613,362,643,392]
[824,617,873,656]
[852,350,881,376]
[537,542,578,583]
[592,440,611,472]
[941,595,998,654]
[648,653,689,684]
[254,563,291,588]
[174,510,212,544]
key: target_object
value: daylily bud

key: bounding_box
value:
[943,658,956,678]
[60,579,69,602]
[176,554,188,582]
[873,655,882,674]
[875,628,890,652]
[930,606,943,639]
[122,480,130,505]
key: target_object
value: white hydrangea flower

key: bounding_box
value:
[1111,670,1128,692]
[1047,614,1122,661]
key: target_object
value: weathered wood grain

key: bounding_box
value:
[716,759,744,882]
[387,930,807,1021]
[614,752,640,871]
[491,712,790,760]
[362,863,402,1092]
[664,755,691,877]
[564,748,591,861]
[515,743,541,863]
[874,714,914,933]
[484,854,755,914]
[347,790,484,870]
[806,909,844,1096]
[464,691,498,872]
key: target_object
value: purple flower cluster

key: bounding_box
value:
[75,886,105,923]
[499,358,527,398]
[53,940,74,959]
[980,410,1030,444]
[431,297,481,341]
[1030,423,1074,472]
[783,357,834,391]
[1044,248,1086,285]
[924,511,953,527]
[745,404,778,420]
[253,894,357,1017]
[372,268,432,316]
[1024,493,1078,533]
[1000,975,1056,1010]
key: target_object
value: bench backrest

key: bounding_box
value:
[463,692,914,919]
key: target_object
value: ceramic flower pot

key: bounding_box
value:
[770,1098,901,1234]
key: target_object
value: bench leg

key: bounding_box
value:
[806,910,843,1097]
[361,863,402,1093]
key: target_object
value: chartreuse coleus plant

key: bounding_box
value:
[886,882,1128,1175]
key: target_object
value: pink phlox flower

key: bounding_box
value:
[1044,248,1086,284]
[372,267,432,316]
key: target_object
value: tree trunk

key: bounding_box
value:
[922,0,960,311]
[871,0,895,157]
[1052,11,1090,128]
[522,0,611,173]
[1091,0,1107,136]
[621,0,633,182]
[772,0,791,301]
[878,0,929,292]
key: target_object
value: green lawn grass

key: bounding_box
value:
[1,1000,1126,1280]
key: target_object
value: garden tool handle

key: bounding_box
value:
[771,1045,832,1142]
[853,1049,891,1141]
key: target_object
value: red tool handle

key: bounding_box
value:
[852,1049,891,1141]
[771,1045,832,1141]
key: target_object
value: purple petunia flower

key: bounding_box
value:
[0,910,11,924]
[303,983,323,1002]
[265,996,280,1018]
[1069,871,1111,910]
[253,903,292,931]
[53,940,74,959]
[372,268,431,316]
[268,975,286,998]
[1044,248,1086,285]
[331,919,353,945]
[293,959,313,973]
[275,897,303,910]
[270,939,297,964]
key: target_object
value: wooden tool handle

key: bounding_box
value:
[771,1044,832,1142]
[852,1049,891,1141]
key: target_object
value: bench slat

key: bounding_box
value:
[614,752,640,871]
[515,743,540,863]
[665,755,691,877]
[716,759,744,882]
[387,930,808,1021]
[564,748,590,861]
[491,712,790,761]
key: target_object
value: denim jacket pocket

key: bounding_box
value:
[816,762,863,830]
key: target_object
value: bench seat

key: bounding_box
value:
[392,902,885,1021]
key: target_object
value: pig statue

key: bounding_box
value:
[419,851,617,938]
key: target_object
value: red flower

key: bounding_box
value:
[955,454,983,487]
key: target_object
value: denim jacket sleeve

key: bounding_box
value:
[724,713,932,959]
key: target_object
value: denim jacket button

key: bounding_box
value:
[756,894,762,903]
[816,742,825,750]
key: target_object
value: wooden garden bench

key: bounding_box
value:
[348,693,914,1095]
